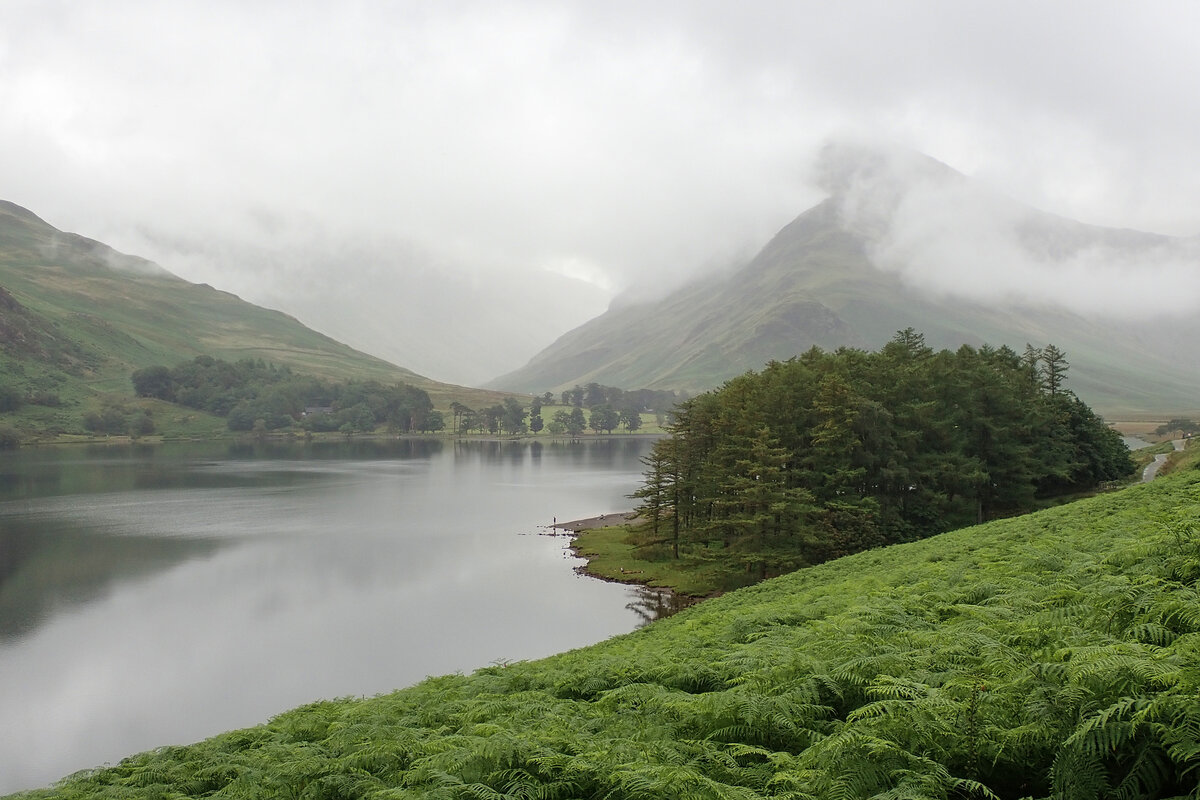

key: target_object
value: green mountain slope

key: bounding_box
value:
[0,201,505,436]
[17,459,1200,797]
[490,168,1200,418]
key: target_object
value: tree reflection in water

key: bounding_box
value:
[626,585,699,627]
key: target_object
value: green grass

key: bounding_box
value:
[13,461,1200,798]
[572,524,753,597]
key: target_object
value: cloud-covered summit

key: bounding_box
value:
[815,141,1200,318]
[4,2,1200,383]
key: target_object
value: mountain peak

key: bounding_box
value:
[814,140,963,197]
[491,144,1200,414]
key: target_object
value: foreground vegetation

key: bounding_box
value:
[16,460,1200,799]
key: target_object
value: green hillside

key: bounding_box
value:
[491,191,1200,419]
[0,201,507,439]
[13,456,1200,798]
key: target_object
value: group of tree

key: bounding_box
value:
[83,401,155,437]
[132,356,438,434]
[559,383,678,413]
[633,329,1135,579]
[448,396,647,437]
[0,384,62,413]
[1156,417,1198,437]
[450,397,532,436]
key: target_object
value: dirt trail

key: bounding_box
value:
[1142,438,1189,482]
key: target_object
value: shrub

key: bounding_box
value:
[0,383,24,412]
[0,426,20,448]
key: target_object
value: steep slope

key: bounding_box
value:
[490,156,1200,417]
[0,201,505,427]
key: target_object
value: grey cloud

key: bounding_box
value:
[3,1,1200,382]
[826,143,1200,317]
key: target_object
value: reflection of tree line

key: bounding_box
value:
[0,522,221,641]
[453,437,651,469]
[626,585,697,627]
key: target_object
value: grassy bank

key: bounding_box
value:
[13,464,1200,798]
[571,524,756,597]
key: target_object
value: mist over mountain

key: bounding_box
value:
[0,200,507,424]
[490,146,1200,416]
[115,230,612,388]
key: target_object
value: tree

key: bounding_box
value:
[529,414,544,434]
[556,407,586,437]
[619,408,643,432]
[1020,344,1042,391]
[418,410,445,433]
[631,437,678,556]
[131,365,174,401]
[1155,418,1199,437]
[1041,344,1069,397]
[449,402,470,435]
[345,402,377,433]
[227,402,257,432]
[0,384,24,413]
[589,404,619,434]
[501,397,528,435]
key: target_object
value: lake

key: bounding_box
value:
[0,437,666,793]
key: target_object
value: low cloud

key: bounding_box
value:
[5,2,1200,379]
[822,142,1200,319]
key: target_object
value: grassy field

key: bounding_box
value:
[12,448,1200,799]
[571,524,755,597]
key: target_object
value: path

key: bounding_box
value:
[1142,438,1188,483]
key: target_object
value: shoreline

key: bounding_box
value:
[551,511,639,533]
[552,511,661,586]
[555,511,726,599]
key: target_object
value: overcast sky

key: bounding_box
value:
[4,1,1199,384]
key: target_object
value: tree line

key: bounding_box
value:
[446,383,677,438]
[633,329,1134,578]
[448,393,650,437]
[131,357,439,434]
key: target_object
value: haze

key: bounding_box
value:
[4,1,1199,385]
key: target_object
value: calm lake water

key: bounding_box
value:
[0,437,668,792]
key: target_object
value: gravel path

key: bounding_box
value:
[1142,438,1189,482]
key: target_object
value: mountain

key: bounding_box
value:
[0,200,506,436]
[489,148,1200,417]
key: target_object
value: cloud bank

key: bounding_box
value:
[821,142,1200,318]
[4,1,1200,381]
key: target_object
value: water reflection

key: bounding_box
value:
[0,521,221,641]
[0,437,670,793]
[627,585,700,627]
